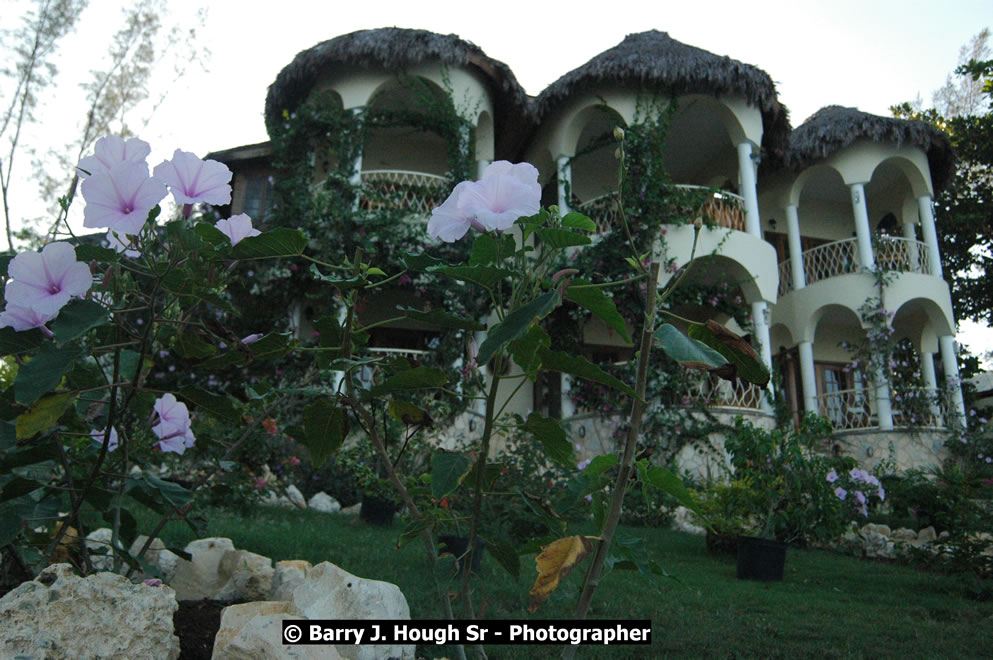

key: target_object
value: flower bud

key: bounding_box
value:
[614,148,621,160]
[613,126,625,141]
[693,217,703,229]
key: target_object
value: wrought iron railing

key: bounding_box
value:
[359,170,450,214]
[817,385,946,431]
[778,236,933,297]
[684,373,764,410]
[578,186,746,234]
[817,387,873,430]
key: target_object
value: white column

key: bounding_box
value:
[798,340,818,414]
[751,301,773,373]
[918,195,943,277]
[561,375,576,420]
[785,204,806,289]
[736,142,761,237]
[939,335,968,427]
[920,351,943,426]
[902,221,921,271]
[873,367,894,430]
[476,159,490,180]
[348,108,364,187]
[850,183,875,269]
[556,156,572,214]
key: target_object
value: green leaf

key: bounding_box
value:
[0,443,58,471]
[561,212,597,232]
[308,264,365,291]
[537,349,637,399]
[161,270,193,296]
[429,265,513,289]
[178,387,241,424]
[174,333,217,359]
[248,333,292,361]
[401,252,446,271]
[535,228,591,248]
[14,392,76,440]
[387,400,430,426]
[509,324,551,376]
[477,290,560,366]
[583,453,618,477]
[303,398,346,468]
[687,322,770,387]
[655,323,728,371]
[396,307,484,331]
[125,474,193,515]
[464,461,503,492]
[232,227,308,259]
[14,343,82,405]
[524,412,574,469]
[566,279,631,343]
[363,366,447,399]
[469,233,516,266]
[637,461,698,512]
[74,244,118,263]
[485,539,520,580]
[430,452,473,499]
[194,222,229,247]
[0,326,44,356]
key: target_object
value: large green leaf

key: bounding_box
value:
[396,307,484,331]
[401,252,446,271]
[561,212,597,232]
[687,321,770,387]
[430,452,473,499]
[637,460,698,513]
[469,234,515,266]
[14,343,82,405]
[429,265,512,289]
[178,387,241,424]
[583,453,618,477]
[654,323,728,372]
[15,392,76,440]
[0,326,44,356]
[193,222,229,247]
[303,398,346,468]
[50,300,108,344]
[477,291,560,366]
[125,474,193,515]
[485,538,521,580]
[248,333,293,361]
[524,412,574,469]
[566,279,631,343]
[231,227,309,259]
[308,264,365,291]
[174,332,217,359]
[509,324,551,376]
[363,366,448,399]
[314,315,342,369]
[537,349,637,399]
[535,228,591,248]
[74,244,118,263]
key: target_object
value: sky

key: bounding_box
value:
[5,0,993,362]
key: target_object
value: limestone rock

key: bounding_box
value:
[271,560,313,601]
[0,563,180,659]
[861,531,896,559]
[308,491,341,514]
[891,528,917,543]
[286,484,307,510]
[261,491,296,509]
[917,526,937,543]
[671,506,706,536]
[212,601,333,660]
[170,537,236,600]
[289,562,414,660]
[339,503,361,515]
[216,549,275,601]
[861,523,891,538]
[85,527,117,571]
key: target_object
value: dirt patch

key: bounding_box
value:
[174,599,238,660]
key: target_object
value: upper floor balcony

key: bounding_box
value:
[578,186,747,234]
[776,236,933,298]
[358,170,450,214]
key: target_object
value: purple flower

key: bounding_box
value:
[428,161,540,242]
[90,427,119,452]
[854,490,866,506]
[143,578,163,587]
[3,242,92,318]
[77,135,151,178]
[826,469,838,483]
[150,393,195,455]
[577,458,592,471]
[153,149,232,206]
[834,486,847,501]
[215,213,261,246]
[0,304,57,333]
[81,161,167,234]
[240,333,262,345]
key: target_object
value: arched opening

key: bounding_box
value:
[663,96,739,188]
[811,304,869,429]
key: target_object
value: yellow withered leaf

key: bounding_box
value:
[528,535,596,612]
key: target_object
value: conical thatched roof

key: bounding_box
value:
[264,28,533,158]
[535,30,791,156]
[786,106,955,191]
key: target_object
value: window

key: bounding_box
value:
[240,174,274,221]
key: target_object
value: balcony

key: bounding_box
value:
[359,170,450,214]
[778,236,933,298]
[684,373,765,411]
[578,186,746,234]
[816,385,946,431]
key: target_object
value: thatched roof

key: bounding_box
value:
[264,28,534,158]
[786,106,955,191]
[535,30,791,157]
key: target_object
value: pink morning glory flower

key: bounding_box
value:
[240,333,263,345]
[215,213,261,246]
[0,303,58,333]
[826,470,838,483]
[834,486,847,501]
[77,135,151,178]
[428,161,540,242]
[81,161,168,235]
[90,427,119,452]
[3,242,92,318]
[153,149,232,206]
[150,393,195,455]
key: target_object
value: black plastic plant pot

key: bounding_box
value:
[438,534,484,574]
[736,535,787,581]
[359,495,396,526]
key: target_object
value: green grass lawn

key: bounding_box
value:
[138,506,993,659]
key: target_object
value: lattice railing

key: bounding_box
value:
[802,238,860,287]
[578,186,746,234]
[778,260,794,298]
[874,237,931,275]
[684,373,764,410]
[891,386,945,428]
[817,388,874,430]
[359,170,450,214]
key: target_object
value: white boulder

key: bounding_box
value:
[308,491,341,514]
[170,537,236,600]
[270,560,313,601]
[211,601,333,660]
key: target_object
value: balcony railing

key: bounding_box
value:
[684,373,764,411]
[778,236,932,297]
[359,170,450,214]
[816,385,946,431]
[578,186,746,234]
[818,388,873,430]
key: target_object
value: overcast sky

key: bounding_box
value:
[6,0,993,361]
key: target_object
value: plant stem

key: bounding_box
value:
[565,261,660,659]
